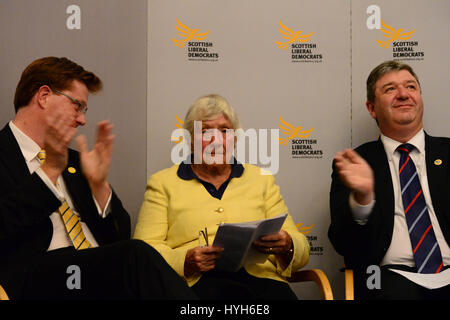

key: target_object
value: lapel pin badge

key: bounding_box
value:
[434,159,442,166]
[68,167,76,174]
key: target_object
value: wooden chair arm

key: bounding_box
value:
[0,284,9,300]
[288,269,334,300]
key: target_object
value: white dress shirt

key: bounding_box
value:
[9,121,112,251]
[350,129,450,287]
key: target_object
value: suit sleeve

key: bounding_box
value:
[0,172,61,239]
[63,149,131,243]
[90,188,131,243]
[328,160,383,268]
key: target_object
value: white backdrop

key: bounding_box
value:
[0,0,448,300]
[147,0,450,299]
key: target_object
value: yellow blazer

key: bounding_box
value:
[133,163,309,286]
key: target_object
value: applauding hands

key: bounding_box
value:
[76,121,114,210]
[41,104,113,211]
[334,149,374,205]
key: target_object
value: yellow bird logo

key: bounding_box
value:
[172,115,184,144]
[278,117,314,146]
[172,18,210,48]
[377,20,415,49]
[275,21,314,50]
[296,222,314,235]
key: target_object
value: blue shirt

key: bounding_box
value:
[177,158,244,200]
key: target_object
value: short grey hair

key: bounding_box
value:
[366,60,421,103]
[183,94,241,138]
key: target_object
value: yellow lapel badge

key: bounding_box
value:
[68,167,77,174]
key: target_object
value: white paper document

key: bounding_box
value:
[389,268,450,289]
[212,213,288,272]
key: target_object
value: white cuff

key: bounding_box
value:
[349,192,375,225]
[93,191,112,218]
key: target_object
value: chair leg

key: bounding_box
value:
[288,269,334,300]
[344,269,354,300]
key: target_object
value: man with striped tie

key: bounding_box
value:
[0,57,196,299]
[329,60,450,299]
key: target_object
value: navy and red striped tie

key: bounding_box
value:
[397,143,443,273]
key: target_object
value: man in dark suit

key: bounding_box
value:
[329,60,450,299]
[0,57,196,299]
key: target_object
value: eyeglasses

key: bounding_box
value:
[198,227,209,247]
[53,89,88,114]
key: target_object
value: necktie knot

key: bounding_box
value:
[397,143,415,155]
[37,149,46,164]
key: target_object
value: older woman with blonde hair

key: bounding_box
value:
[134,94,309,299]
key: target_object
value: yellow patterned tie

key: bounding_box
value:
[37,150,91,250]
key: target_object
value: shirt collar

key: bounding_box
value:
[380,129,425,161]
[9,120,41,164]
[177,156,244,181]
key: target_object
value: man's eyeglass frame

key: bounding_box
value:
[53,89,88,114]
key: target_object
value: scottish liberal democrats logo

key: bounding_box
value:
[275,21,313,50]
[172,115,184,144]
[296,222,323,256]
[278,117,322,159]
[172,18,210,48]
[296,222,314,235]
[275,21,322,63]
[278,117,313,146]
[172,18,219,62]
[376,20,415,49]
[366,5,424,61]
[377,20,422,60]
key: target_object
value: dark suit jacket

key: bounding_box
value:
[0,123,130,295]
[328,133,450,270]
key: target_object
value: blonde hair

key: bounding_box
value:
[183,94,241,137]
